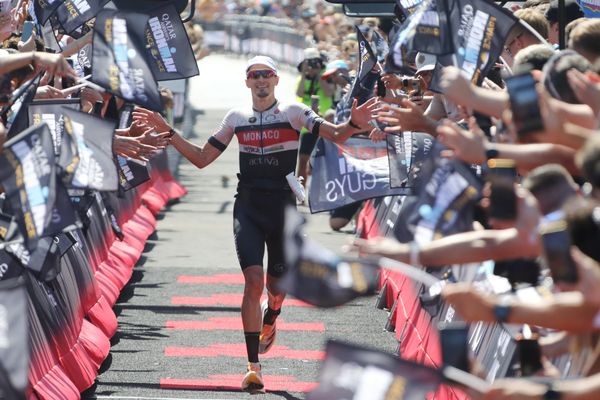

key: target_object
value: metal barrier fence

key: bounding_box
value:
[200,15,307,67]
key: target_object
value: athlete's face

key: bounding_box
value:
[245,64,279,98]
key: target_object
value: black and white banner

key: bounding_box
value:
[33,0,64,24]
[0,124,76,249]
[3,74,42,139]
[55,0,110,34]
[92,9,163,111]
[391,0,453,62]
[279,207,379,308]
[0,278,28,400]
[62,108,118,191]
[435,0,518,86]
[113,0,199,81]
[307,340,441,400]
[28,98,81,157]
[348,26,378,105]
[404,145,482,245]
[309,137,411,213]
[386,132,435,189]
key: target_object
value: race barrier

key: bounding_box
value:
[356,195,596,399]
[0,131,188,399]
[200,15,307,67]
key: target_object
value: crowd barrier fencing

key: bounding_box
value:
[199,16,307,68]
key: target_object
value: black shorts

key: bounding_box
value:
[298,132,319,156]
[233,188,296,277]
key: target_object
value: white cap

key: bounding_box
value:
[303,47,321,60]
[415,52,436,74]
[246,56,278,74]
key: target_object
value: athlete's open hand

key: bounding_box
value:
[132,106,171,133]
[349,97,380,129]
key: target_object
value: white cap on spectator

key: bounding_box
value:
[303,48,321,61]
[415,52,436,74]
[246,56,278,74]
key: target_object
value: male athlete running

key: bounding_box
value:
[133,55,378,393]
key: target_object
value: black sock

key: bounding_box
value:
[244,332,260,363]
[263,306,281,326]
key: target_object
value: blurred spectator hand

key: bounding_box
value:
[572,246,600,307]
[113,135,159,162]
[132,107,171,133]
[439,66,475,108]
[479,379,546,400]
[375,99,432,133]
[436,118,487,164]
[441,283,496,322]
[35,85,66,99]
[32,52,78,80]
[567,69,600,118]
[368,128,386,143]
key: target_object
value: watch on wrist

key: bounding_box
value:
[544,383,562,400]
[485,146,499,160]
[166,128,176,138]
[493,302,511,323]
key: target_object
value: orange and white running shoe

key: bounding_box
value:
[259,300,277,354]
[241,362,265,394]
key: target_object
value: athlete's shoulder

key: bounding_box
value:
[277,101,311,116]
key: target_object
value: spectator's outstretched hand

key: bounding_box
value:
[132,107,171,133]
[32,52,78,80]
[478,379,546,400]
[375,99,430,133]
[439,66,475,108]
[35,85,66,100]
[568,69,600,118]
[368,128,386,142]
[352,236,408,261]
[350,97,380,128]
[138,128,171,149]
[113,135,159,162]
[441,283,495,322]
[436,118,487,164]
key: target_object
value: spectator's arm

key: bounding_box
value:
[60,31,92,58]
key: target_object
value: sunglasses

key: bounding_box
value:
[246,70,277,80]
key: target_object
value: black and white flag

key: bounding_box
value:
[113,0,199,81]
[0,278,28,400]
[61,108,118,191]
[390,0,453,62]
[92,9,163,110]
[386,132,435,189]
[348,26,378,105]
[309,137,411,213]
[55,0,110,34]
[437,0,518,86]
[2,74,42,139]
[0,124,76,250]
[307,340,441,400]
[33,0,64,24]
[279,207,380,308]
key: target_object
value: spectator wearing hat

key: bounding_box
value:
[295,48,333,191]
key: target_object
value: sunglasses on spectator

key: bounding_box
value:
[246,70,277,79]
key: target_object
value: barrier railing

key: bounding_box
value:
[200,15,307,67]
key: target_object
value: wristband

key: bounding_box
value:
[543,383,562,400]
[166,128,176,138]
[409,241,420,267]
[485,146,499,160]
[348,119,361,130]
[493,302,511,323]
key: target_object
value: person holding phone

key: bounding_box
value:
[133,55,378,394]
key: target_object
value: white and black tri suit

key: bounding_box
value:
[208,100,323,276]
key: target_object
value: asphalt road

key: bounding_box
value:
[83,54,398,400]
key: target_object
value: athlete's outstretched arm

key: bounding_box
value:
[133,107,228,169]
[318,97,379,143]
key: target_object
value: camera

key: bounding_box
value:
[306,58,322,70]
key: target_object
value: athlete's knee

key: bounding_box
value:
[243,266,264,298]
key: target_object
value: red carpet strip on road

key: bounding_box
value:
[160,376,318,393]
[171,293,312,307]
[166,317,325,332]
[177,274,245,284]
[165,344,325,360]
